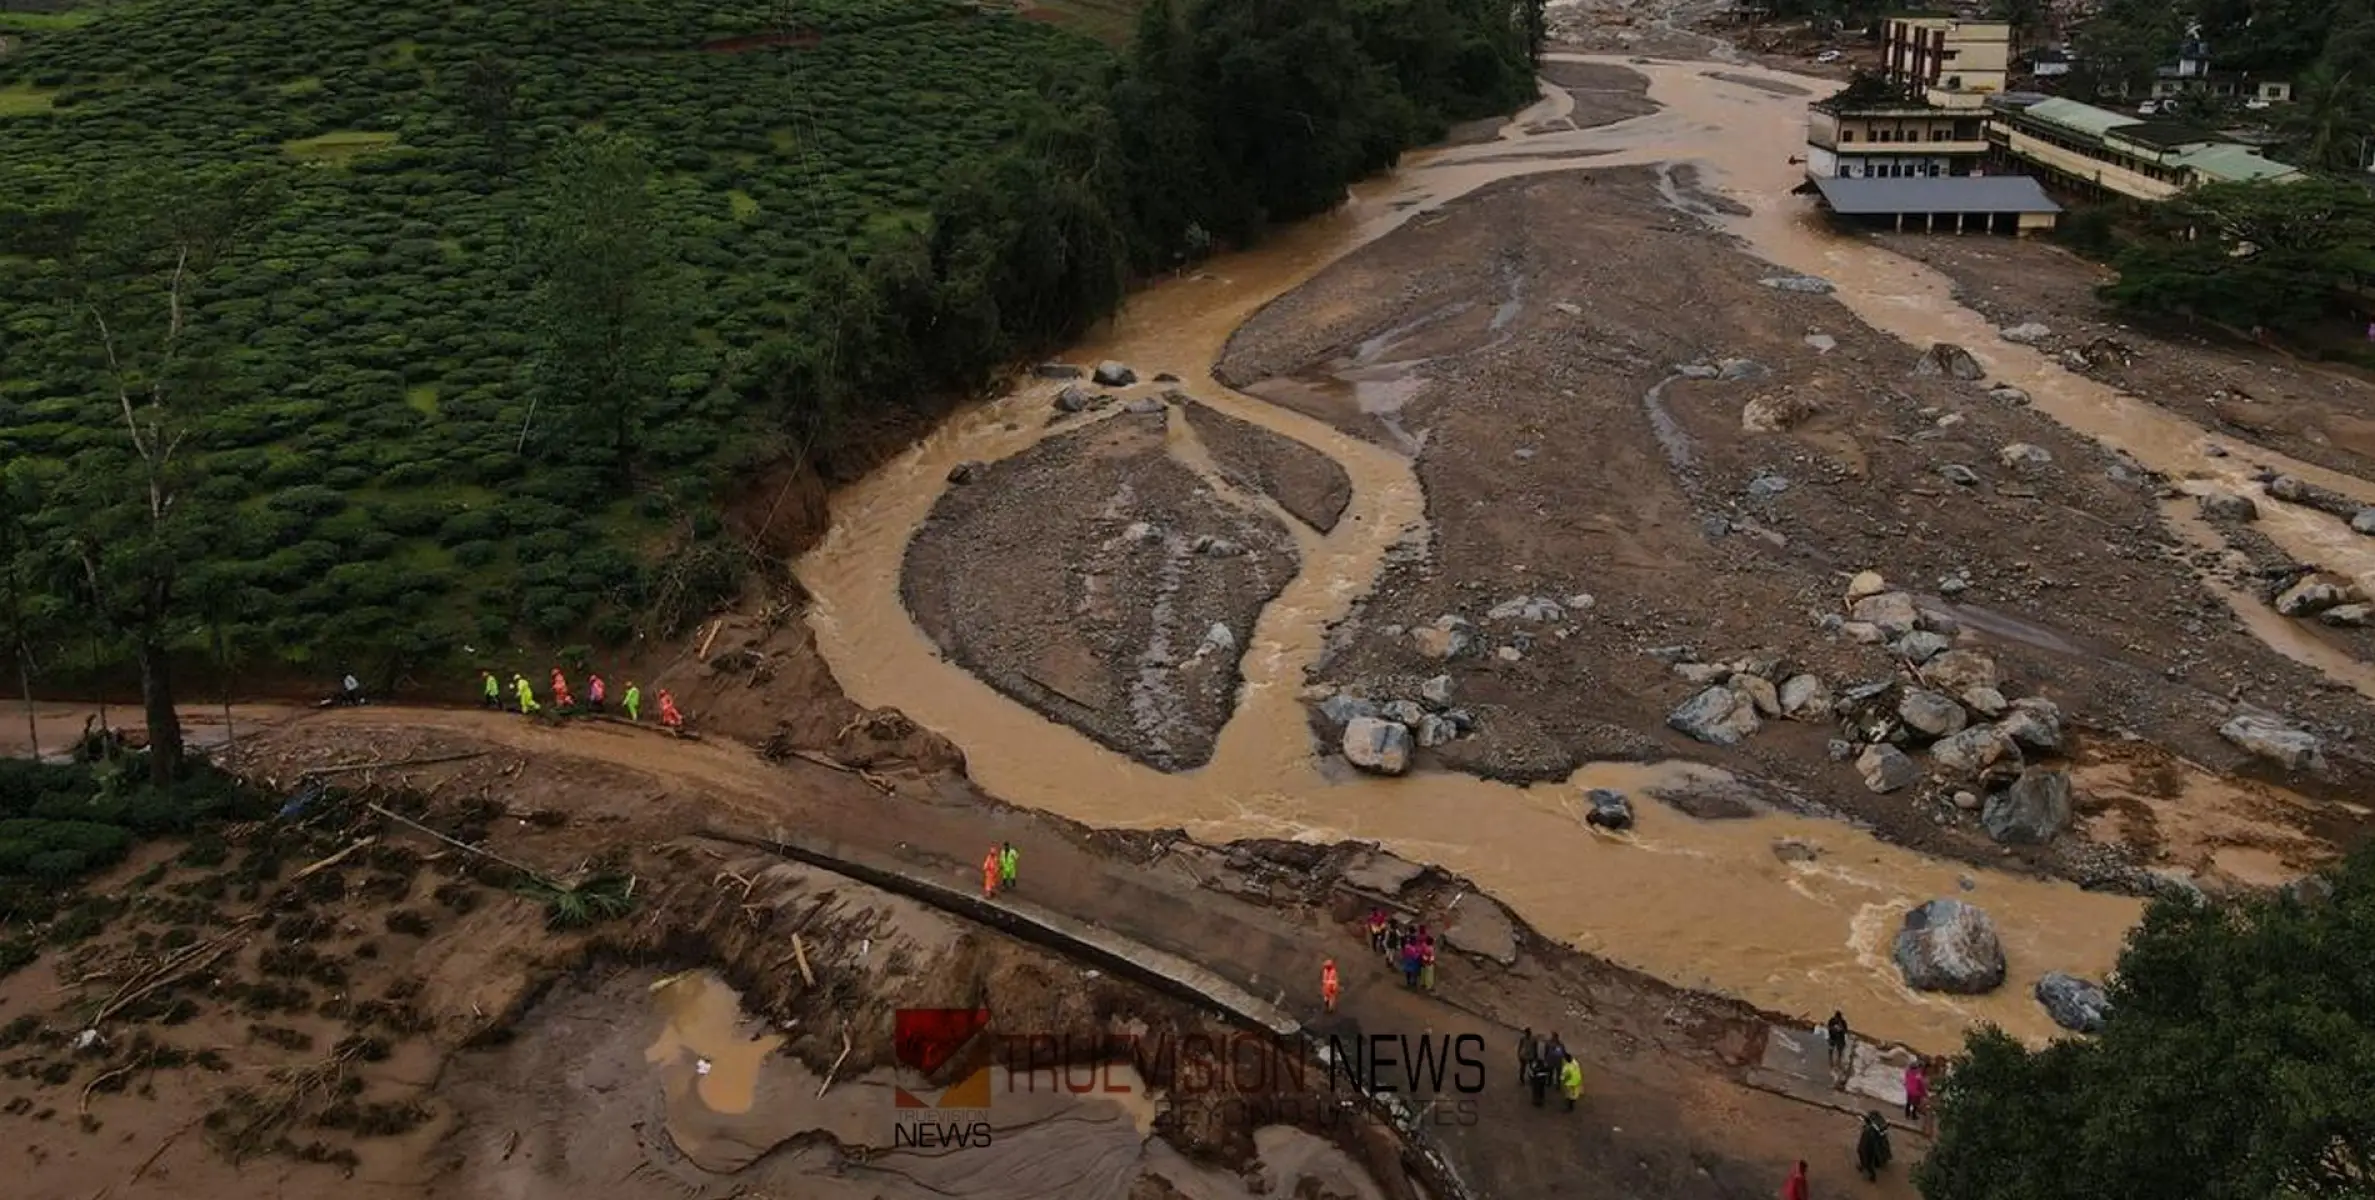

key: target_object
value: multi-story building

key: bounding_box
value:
[1985,95,2303,201]
[1879,17,2012,108]
[1804,19,2010,182]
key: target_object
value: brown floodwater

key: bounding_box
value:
[796,59,2352,1053]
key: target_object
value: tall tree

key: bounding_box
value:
[0,466,61,760]
[521,130,689,477]
[3,165,283,784]
[2102,178,2375,334]
[1918,848,2375,1199]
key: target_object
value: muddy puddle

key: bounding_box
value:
[796,60,2357,1053]
[454,968,1379,1200]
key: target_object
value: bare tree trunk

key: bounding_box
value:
[138,636,183,784]
[216,623,234,760]
[17,654,35,761]
[92,633,108,734]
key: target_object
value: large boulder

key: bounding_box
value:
[1341,717,1412,775]
[1054,383,1098,413]
[1915,342,1987,381]
[1412,615,1475,660]
[1895,631,1953,664]
[1851,591,1922,637]
[2275,577,2353,618]
[1999,697,2064,753]
[1742,391,1822,433]
[2034,971,2111,1034]
[2219,711,2325,772]
[1858,744,1921,793]
[1931,726,2018,777]
[1899,689,1969,738]
[1733,673,1782,718]
[1892,899,2008,994]
[1982,767,2074,844]
[1092,360,1138,387]
[1669,686,1763,745]
[1319,694,1379,727]
[1921,649,2001,696]
[1584,788,1635,830]
[1999,322,2052,345]
[1998,442,2053,472]
[2198,490,2259,522]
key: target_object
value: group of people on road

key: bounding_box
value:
[1365,908,1437,992]
[1517,1027,1583,1110]
[482,667,684,730]
[981,842,1019,898]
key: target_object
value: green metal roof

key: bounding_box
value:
[2172,143,2302,183]
[2019,97,2139,139]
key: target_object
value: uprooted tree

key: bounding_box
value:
[2,164,286,784]
[1916,848,2375,1200]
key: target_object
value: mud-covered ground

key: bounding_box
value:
[1180,400,1352,534]
[0,706,1919,1199]
[902,406,1301,771]
[1215,158,2375,885]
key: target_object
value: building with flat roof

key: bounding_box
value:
[1880,17,2011,109]
[1986,94,2303,201]
[1808,174,2062,234]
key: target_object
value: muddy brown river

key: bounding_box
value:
[797,58,2355,1052]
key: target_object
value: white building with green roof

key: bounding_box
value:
[1986,94,2302,201]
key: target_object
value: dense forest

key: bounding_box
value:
[0,0,1545,777]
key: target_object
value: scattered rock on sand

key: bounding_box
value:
[1584,788,1634,830]
[1675,662,1733,685]
[1415,714,1457,748]
[1804,333,1837,353]
[2219,710,2325,772]
[1054,383,1097,413]
[1915,342,1986,381]
[1899,689,1968,738]
[1940,464,1982,487]
[1998,442,2053,472]
[2266,474,2357,515]
[2275,577,2352,617]
[1982,766,2073,844]
[1761,274,1835,294]
[1669,686,1763,745]
[1779,674,1831,719]
[1412,616,1475,660]
[1842,621,1886,644]
[1851,591,1922,636]
[1034,362,1083,379]
[1771,837,1820,863]
[1421,674,1455,705]
[2198,490,2259,522]
[1092,360,1138,387]
[1742,391,1822,433]
[1858,744,1920,793]
[2355,508,2375,535]
[1930,726,2018,777]
[1444,896,1518,965]
[1922,649,2000,695]
[1319,694,1379,727]
[1380,699,1425,726]
[1733,673,1782,717]
[2034,971,2110,1034]
[1987,384,2031,406]
[1892,899,2008,994]
[946,461,984,484]
[1961,686,2008,718]
[1342,717,1413,775]
[1125,396,1163,414]
[1895,631,1952,664]
[1487,595,1567,622]
[1846,570,1888,601]
[1998,697,2064,753]
[1998,322,2051,345]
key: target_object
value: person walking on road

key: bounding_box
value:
[1321,958,1340,1013]
[1367,909,1388,953]
[998,843,1018,891]
[623,682,642,722]
[1557,1054,1582,1111]
[551,668,575,711]
[1398,936,1422,989]
[1527,1049,1550,1107]
[587,674,606,714]
[658,688,684,730]
[1782,1159,1809,1200]
[1517,1027,1538,1091]
[1418,934,1437,993]
[481,670,502,710]
[982,848,1001,898]
[1825,1010,1852,1077]
[514,674,540,714]
[1903,1057,1929,1124]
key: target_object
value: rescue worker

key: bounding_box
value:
[514,673,540,714]
[551,668,574,711]
[1558,1054,1582,1111]
[587,674,606,714]
[982,848,1001,898]
[1321,958,1340,1013]
[623,682,642,722]
[481,670,502,710]
[998,842,1018,891]
[657,688,683,730]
